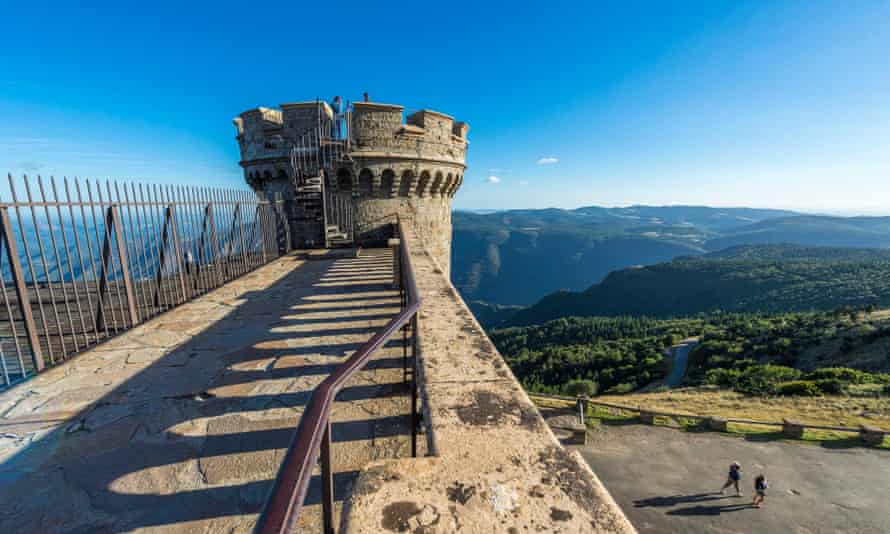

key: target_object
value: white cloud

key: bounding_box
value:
[487,175,502,184]
[537,156,559,165]
[519,180,529,186]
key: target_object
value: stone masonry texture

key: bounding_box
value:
[342,227,637,534]
[0,250,412,533]
[233,99,468,276]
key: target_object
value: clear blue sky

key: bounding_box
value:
[2,1,889,213]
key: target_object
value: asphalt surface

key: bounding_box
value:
[665,341,696,387]
[574,424,890,534]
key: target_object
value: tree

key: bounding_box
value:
[564,379,599,397]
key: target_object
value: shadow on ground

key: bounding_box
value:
[0,250,411,533]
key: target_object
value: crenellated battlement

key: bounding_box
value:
[233,96,469,274]
[234,99,468,197]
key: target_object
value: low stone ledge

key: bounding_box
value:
[546,414,588,446]
[343,229,635,533]
[639,411,656,425]
[707,416,729,432]
[783,419,806,439]
[859,425,887,446]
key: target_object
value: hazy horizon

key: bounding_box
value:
[3,2,889,214]
[454,204,890,218]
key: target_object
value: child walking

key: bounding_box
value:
[720,461,743,496]
[753,474,768,507]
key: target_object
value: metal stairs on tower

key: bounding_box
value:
[287,105,355,249]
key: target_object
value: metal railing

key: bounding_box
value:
[255,218,424,534]
[0,173,291,388]
[324,192,354,243]
[287,104,350,186]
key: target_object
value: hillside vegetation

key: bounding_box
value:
[492,311,890,398]
[507,245,890,326]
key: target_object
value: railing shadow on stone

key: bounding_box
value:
[254,218,431,534]
[0,248,412,533]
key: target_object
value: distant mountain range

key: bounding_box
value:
[451,205,890,306]
[500,244,890,327]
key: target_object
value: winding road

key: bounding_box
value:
[665,340,697,387]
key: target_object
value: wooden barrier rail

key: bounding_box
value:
[529,392,888,446]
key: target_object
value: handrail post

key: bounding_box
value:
[206,203,223,285]
[152,205,172,308]
[167,205,186,303]
[237,202,249,271]
[153,205,188,306]
[321,421,335,534]
[95,207,115,332]
[255,204,267,264]
[410,313,419,457]
[0,207,45,371]
[110,205,139,326]
[578,396,586,426]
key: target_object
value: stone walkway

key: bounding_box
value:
[0,249,410,533]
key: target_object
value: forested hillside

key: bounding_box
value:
[705,216,890,251]
[492,311,890,397]
[507,245,890,326]
[451,207,890,308]
[451,205,796,305]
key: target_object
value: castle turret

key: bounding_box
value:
[234,97,467,275]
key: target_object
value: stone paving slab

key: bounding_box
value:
[0,249,411,534]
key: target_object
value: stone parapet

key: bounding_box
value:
[342,228,635,533]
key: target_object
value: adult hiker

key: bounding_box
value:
[753,474,768,507]
[720,461,743,496]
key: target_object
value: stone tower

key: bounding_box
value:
[233,99,468,275]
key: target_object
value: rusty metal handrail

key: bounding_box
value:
[255,217,421,534]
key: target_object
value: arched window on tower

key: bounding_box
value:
[443,173,454,196]
[431,171,444,196]
[358,169,373,196]
[337,168,353,192]
[416,171,431,196]
[399,170,414,197]
[380,169,395,198]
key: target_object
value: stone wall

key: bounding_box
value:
[352,196,453,276]
[342,227,636,533]
[234,98,468,260]
[281,101,333,138]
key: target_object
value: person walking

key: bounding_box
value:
[720,461,743,496]
[752,474,768,507]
